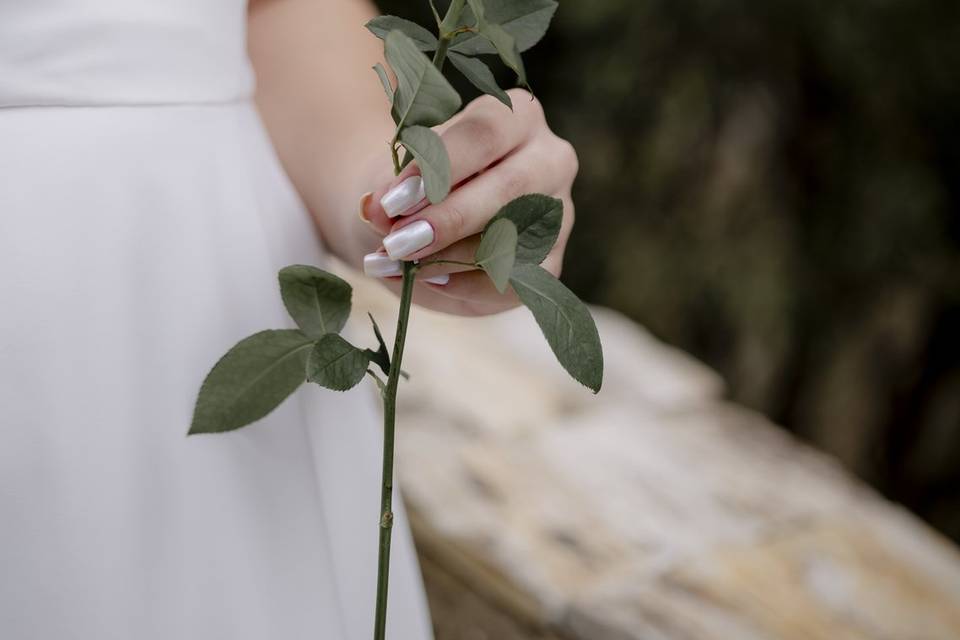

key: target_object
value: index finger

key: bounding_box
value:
[361,95,535,233]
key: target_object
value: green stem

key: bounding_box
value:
[419,259,475,268]
[390,143,402,176]
[433,0,466,67]
[432,37,451,68]
[439,0,467,34]
[372,261,417,640]
[373,3,465,636]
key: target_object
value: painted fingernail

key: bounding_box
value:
[363,252,402,278]
[383,220,434,260]
[380,176,426,218]
[424,274,450,286]
[358,192,374,224]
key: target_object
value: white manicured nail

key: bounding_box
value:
[363,252,402,278]
[383,220,434,260]
[381,176,426,218]
[424,274,450,286]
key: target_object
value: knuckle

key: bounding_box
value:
[459,116,502,163]
[508,89,542,118]
[527,96,545,121]
[471,93,505,114]
[527,99,546,123]
[556,138,580,178]
[437,201,468,241]
[467,92,497,113]
[500,166,531,199]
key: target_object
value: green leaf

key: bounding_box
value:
[385,30,462,129]
[366,16,439,51]
[190,330,314,435]
[373,63,402,124]
[428,0,442,25]
[463,0,528,87]
[510,264,604,392]
[398,125,452,204]
[278,265,352,339]
[453,0,558,55]
[366,312,391,377]
[489,194,563,264]
[448,52,513,109]
[372,63,395,104]
[307,334,372,392]
[475,218,518,292]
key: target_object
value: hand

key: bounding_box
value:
[359,89,579,317]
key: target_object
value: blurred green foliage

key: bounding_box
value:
[378,0,960,540]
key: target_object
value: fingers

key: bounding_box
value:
[364,188,572,295]
[414,236,482,278]
[379,136,576,262]
[444,90,549,175]
[435,250,563,302]
[396,249,564,318]
[362,235,480,285]
[357,90,579,318]
[409,191,571,282]
[369,205,567,317]
[362,91,546,233]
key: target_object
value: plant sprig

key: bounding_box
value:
[189,2,601,638]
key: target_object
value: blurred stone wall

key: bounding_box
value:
[343,271,960,640]
[375,0,960,541]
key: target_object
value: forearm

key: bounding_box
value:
[248,0,392,265]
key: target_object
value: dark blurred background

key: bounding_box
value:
[379,0,960,543]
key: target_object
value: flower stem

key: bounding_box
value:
[439,0,467,35]
[373,3,465,636]
[372,260,417,640]
[390,143,402,176]
[433,0,465,68]
[432,37,451,68]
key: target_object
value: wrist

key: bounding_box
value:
[300,130,393,268]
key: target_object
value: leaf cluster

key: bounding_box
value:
[191,192,604,436]
[190,268,389,435]
[190,0,603,438]
[367,1,558,197]
[461,194,603,392]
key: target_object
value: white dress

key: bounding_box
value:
[0,1,433,639]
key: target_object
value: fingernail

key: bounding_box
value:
[358,192,373,224]
[424,274,450,286]
[381,176,426,218]
[383,220,434,260]
[363,252,402,278]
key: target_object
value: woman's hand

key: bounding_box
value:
[248,2,576,318]
[359,89,579,317]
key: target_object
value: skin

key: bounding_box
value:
[248,0,579,316]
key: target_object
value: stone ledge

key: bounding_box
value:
[343,268,960,639]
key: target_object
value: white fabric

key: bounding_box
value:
[0,2,433,639]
